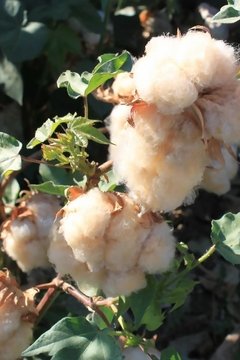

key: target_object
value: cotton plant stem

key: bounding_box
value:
[36,287,60,325]
[35,276,112,328]
[197,244,216,264]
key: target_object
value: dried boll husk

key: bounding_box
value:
[109,103,208,212]
[0,270,37,360]
[1,193,61,272]
[49,188,175,297]
[201,145,238,195]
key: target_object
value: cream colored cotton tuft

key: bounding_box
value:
[49,188,175,297]
[1,193,61,272]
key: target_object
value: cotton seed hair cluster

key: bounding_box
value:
[0,270,37,360]
[109,30,240,209]
[48,188,175,297]
[1,193,61,272]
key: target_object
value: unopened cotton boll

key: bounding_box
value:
[1,193,61,272]
[109,104,208,212]
[201,146,238,195]
[52,188,175,296]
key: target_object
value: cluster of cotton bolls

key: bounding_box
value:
[0,270,37,360]
[1,193,61,272]
[48,187,175,297]
[109,30,240,210]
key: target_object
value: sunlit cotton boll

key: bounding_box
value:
[54,188,175,297]
[109,104,208,212]
[133,55,198,114]
[176,31,237,90]
[1,193,61,272]
[201,145,238,195]
[112,72,136,101]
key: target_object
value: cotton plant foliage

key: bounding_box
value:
[109,30,240,211]
[0,270,37,360]
[48,188,175,297]
[1,193,61,272]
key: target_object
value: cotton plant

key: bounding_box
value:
[0,26,239,360]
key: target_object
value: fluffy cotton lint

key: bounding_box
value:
[109,104,208,212]
[112,72,136,101]
[201,145,238,195]
[197,85,240,144]
[133,56,198,114]
[52,188,176,296]
[1,193,60,272]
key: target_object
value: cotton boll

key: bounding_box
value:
[110,105,208,212]
[49,222,106,296]
[1,193,61,272]
[0,271,36,360]
[176,31,237,90]
[197,85,240,144]
[60,188,113,271]
[112,72,136,101]
[0,322,33,360]
[138,222,175,274]
[201,146,238,195]
[145,35,179,58]
[133,56,198,114]
[102,269,146,297]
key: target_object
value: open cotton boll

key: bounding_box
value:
[197,85,240,144]
[176,31,237,90]
[102,269,146,297]
[201,146,238,195]
[0,271,37,360]
[0,322,33,360]
[138,222,175,273]
[133,56,198,114]
[54,188,176,296]
[48,223,105,296]
[112,72,136,101]
[60,188,113,272]
[110,105,208,212]
[1,193,61,272]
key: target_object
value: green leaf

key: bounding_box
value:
[70,118,110,145]
[58,51,133,98]
[27,0,70,22]
[27,114,73,148]
[128,277,164,331]
[0,132,22,178]
[30,181,68,197]
[0,55,23,104]
[71,0,103,33]
[57,70,88,98]
[39,163,76,185]
[161,346,182,360]
[2,178,20,212]
[98,170,117,192]
[212,5,240,23]
[46,24,82,74]
[94,51,133,74]
[211,212,240,264]
[22,316,122,360]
